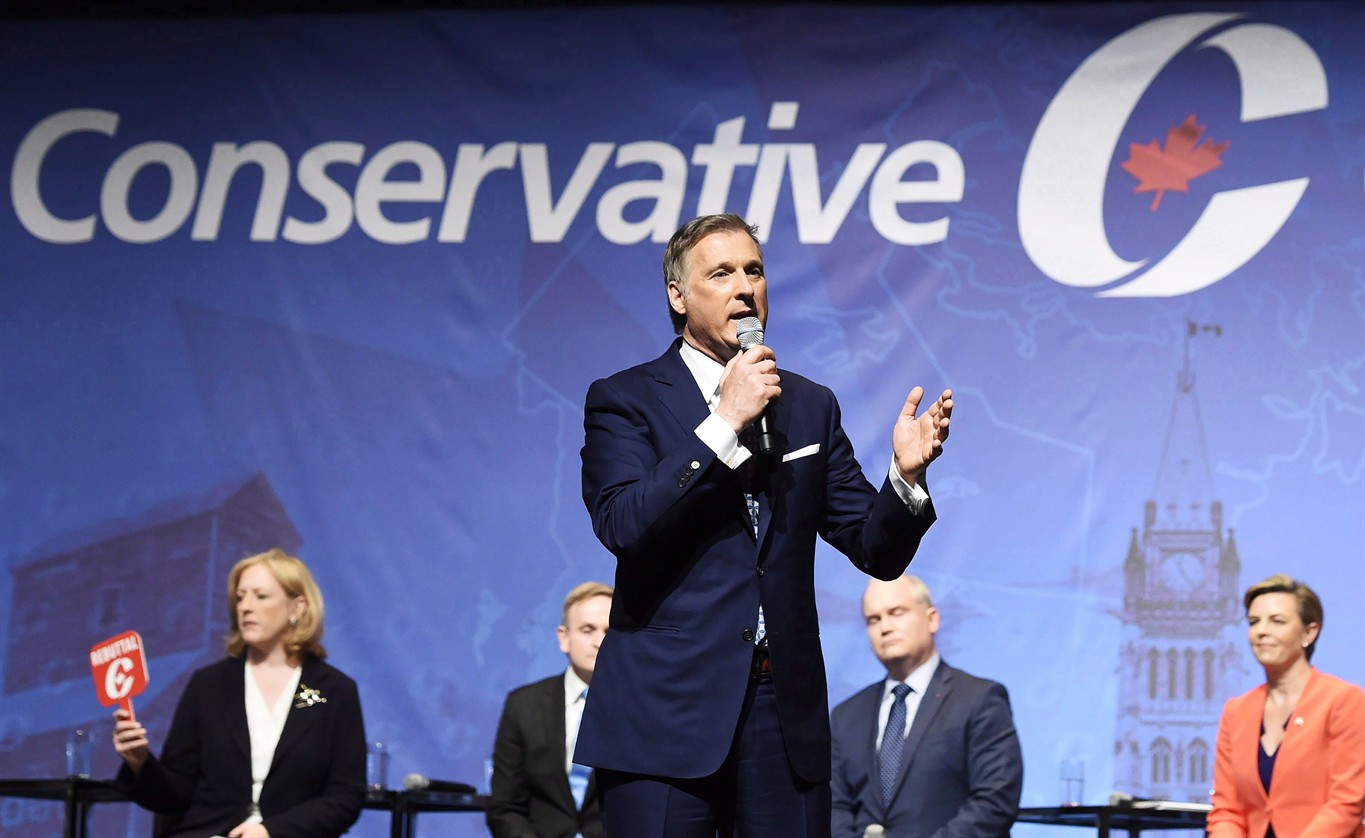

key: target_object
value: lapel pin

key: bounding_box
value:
[295,683,327,708]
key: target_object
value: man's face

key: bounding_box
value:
[863,578,939,677]
[669,229,768,364]
[558,594,611,682]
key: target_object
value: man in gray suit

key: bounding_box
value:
[488,582,612,838]
[830,575,1023,838]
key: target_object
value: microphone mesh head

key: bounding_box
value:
[736,317,765,350]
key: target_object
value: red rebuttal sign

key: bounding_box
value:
[89,630,149,716]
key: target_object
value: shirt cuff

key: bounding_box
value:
[888,459,929,512]
[697,413,753,469]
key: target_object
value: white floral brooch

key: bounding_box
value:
[294,683,328,709]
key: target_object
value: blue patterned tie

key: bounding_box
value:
[569,687,590,811]
[878,683,912,808]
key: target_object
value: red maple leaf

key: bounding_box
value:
[1120,114,1229,211]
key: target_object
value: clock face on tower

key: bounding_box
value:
[1161,552,1205,592]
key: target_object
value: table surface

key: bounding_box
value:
[0,777,128,803]
[1018,804,1210,830]
[365,787,488,812]
[1,778,487,811]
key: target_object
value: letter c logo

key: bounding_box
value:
[1018,13,1327,297]
[105,657,134,700]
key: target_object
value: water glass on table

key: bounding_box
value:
[1060,758,1084,806]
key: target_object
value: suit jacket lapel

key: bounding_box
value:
[1237,684,1270,808]
[755,383,794,553]
[651,341,711,435]
[584,769,598,812]
[857,684,892,818]
[226,656,251,762]
[269,657,319,771]
[543,675,575,810]
[860,684,883,770]
[652,342,766,547]
[755,437,774,550]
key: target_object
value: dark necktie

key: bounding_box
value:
[878,683,912,808]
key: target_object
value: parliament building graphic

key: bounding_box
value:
[1113,330,1247,804]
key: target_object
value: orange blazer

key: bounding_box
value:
[1208,668,1365,838]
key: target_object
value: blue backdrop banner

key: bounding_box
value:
[1,3,1362,836]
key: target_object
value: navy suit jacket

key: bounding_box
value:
[116,655,366,838]
[830,661,1023,838]
[578,340,935,783]
[487,673,603,838]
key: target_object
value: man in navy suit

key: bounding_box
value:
[488,582,612,838]
[831,575,1022,838]
[577,214,953,837]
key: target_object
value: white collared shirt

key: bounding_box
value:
[876,653,940,748]
[563,666,590,774]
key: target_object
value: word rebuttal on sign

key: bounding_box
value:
[88,632,142,666]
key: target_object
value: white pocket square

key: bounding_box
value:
[782,443,820,462]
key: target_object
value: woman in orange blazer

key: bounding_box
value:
[1208,574,1365,838]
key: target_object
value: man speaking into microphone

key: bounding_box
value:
[578,214,953,837]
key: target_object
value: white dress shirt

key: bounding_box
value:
[563,666,590,773]
[243,663,302,824]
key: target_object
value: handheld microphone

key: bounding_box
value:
[402,773,477,795]
[735,316,776,455]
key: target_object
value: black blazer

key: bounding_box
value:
[830,661,1023,838]
[487,673,602,838]
[116,655,366,838]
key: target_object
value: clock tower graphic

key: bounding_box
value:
[1114,323,1246,803]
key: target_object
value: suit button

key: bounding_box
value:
[742,628,755,642]
[756,566,765,577]
[677,479,687,487]
[690,460,701,470]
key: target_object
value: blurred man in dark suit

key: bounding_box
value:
[831,575,1022,838]
[488,582,612,838]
